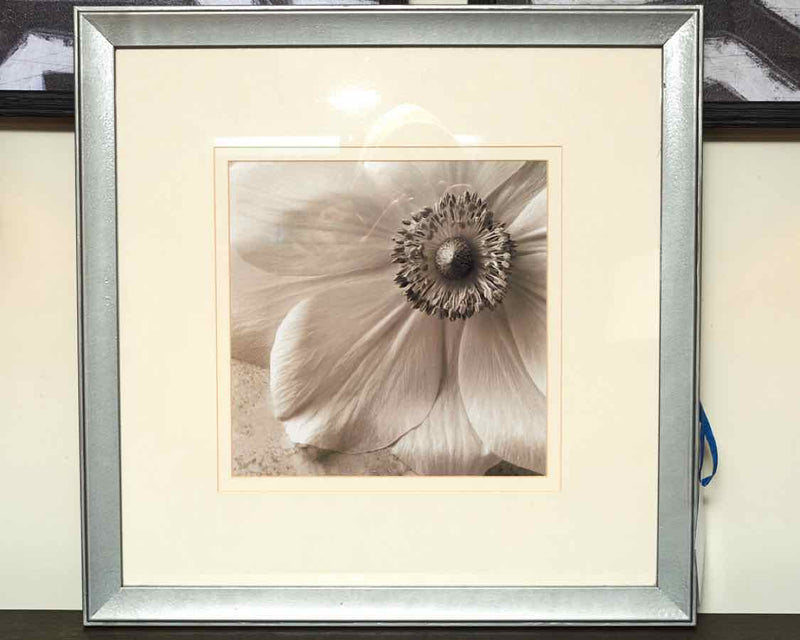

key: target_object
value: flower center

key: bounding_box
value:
[391,191,514,321]
[434,236,474,280]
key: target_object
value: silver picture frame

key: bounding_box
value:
[76,5,702,626]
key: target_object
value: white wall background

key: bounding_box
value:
[1,126,799,613]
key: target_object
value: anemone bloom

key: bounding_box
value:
[230,160,548,475]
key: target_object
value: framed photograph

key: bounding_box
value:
[0,0,407,117]
[77,5,701,625]
[469,0,800,128]
[219,149,558,482]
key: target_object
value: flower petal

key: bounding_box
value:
[487,161,547,226]
[231,161,390,277]
[507,187,548,243]
[458,307,547,473]
[449,161,528,201]
[270,273,444,452]
[361,160,531,238]
[231,359,413,477]
[504,253,547,395]
[231,257,321,367]
[366,160,526,207]
[391,324,501,475]
[230,252,376,367]
[504,192,548,394]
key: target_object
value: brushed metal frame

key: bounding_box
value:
[76,5,702,626]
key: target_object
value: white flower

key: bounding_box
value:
[231,159,547,475]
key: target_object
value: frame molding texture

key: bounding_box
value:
[76,6,702,626]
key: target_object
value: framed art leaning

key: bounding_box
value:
[76,5,702,625]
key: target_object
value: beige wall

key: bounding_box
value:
[0,126,81,609]
[699,136,800,612]
[1,126,799,612]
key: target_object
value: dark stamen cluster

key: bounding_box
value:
[391,191,514,320]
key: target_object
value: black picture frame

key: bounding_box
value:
[3,0,799,127]
[704,102,800,128]
[6,90,800,128]
[0,90,74,117]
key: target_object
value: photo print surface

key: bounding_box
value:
[228,160,549,477]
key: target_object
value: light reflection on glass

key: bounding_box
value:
[328,87,380,113]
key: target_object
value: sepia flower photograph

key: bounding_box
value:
[228,160,548,476]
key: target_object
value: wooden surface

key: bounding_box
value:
[2,612,799,640]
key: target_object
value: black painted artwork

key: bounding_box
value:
[690,0,800,102]
[0,1,189,94]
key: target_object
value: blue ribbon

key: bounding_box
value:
[698,403,718,487]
